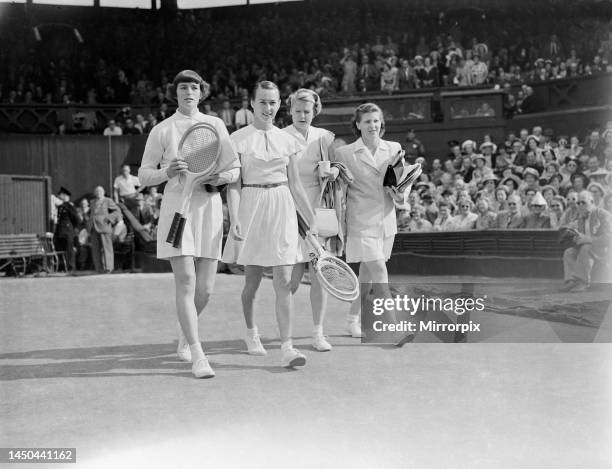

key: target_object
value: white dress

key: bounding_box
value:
[282,125,335,260]
[138,111,239,259]
[222,125,304,267]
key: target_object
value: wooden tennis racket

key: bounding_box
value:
[165,122,225,248]
[296,211,359,302]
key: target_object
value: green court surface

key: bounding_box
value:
[1,273,611,469]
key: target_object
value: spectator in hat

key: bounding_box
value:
[475,198,497,230]
[471,154,494,188]
[541,161,561,182]
[501,174,522,197]
[496,194,523,229]
[53,187,79,271]
[404,129,425,160]
[447,139,462,162]
[433,201,455,231]
[561,190,612,292]
[540,185,557,206]
[519,192,552,229]
[520,167,540,194]
[479,141,496,167]
[588,182,607,208]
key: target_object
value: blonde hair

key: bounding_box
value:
[286,88,322,116]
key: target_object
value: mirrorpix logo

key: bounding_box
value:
[364,293,486,343]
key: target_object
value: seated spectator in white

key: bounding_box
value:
[471,154,494,188]
[443,159,457,176]
[549,196,566,229]
[475,198,497,230]
[479,140,496,167]
[556,136,571,161]
[496,194,523,229]
[559,156,577,185]
[524,150,544,174]
[404,205,433,232]
[494,144,514,175]
[541,161,561,184]
[479,174,498,205]
[103,119,122,136]
[113,164,140,208]
[560,190,612,292]
[144,186,162,219]
[433,201,455,231]
[521,187,538,216]
[568,136,583,159]
[439,189,457,215]
[470,53,488,85]
[492,185,509,212]
[587,182,607,208]
[453,198,478,230]
[519,192,552,229]
[235,98,254,129]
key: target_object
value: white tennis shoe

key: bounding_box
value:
[281,347,306,368]
[346,321,363,338]
[312,333,332,352]
[245,333,267,356]
[192,357,215,379]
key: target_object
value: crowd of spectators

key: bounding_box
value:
[1,1,611,108]
[395,124,612,233]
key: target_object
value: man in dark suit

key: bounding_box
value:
[54,187,79,271]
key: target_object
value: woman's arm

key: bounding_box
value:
[287,154,316,229]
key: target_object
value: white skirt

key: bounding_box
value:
[156,189,223,260]
[222,185,304,266]
[345,236,395,263]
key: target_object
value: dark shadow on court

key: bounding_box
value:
[0,339,293,381]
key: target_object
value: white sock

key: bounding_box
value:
[189,342,205,362]
[247,327,258,338]
[347,314,359,324]
[313,325,324,336]
[281,339,293,351]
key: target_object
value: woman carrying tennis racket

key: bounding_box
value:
[335,102,416,344]
[222,81,317,368]
[282,89,341,352]
[139,70,240,379]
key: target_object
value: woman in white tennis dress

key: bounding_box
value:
[282,89,339,352]
[139,70,240,379]
[222,81,316,368]
[334,102,415,344]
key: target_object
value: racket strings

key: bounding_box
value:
[182,128,220,173]
[319,260,357,292]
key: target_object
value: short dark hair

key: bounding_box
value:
[251,81,280,100]
[169,70,210,103]
[351,102,385,137]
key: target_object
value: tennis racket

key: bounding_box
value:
[165,122,223,248]
[296,211,359,302]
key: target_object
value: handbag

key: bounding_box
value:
[314,136,339,238]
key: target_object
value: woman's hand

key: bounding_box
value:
[166,158,188,179]
[205,171,233,187]
[230,223,244,241]
[385,186,406,203]
[319,165,339,181]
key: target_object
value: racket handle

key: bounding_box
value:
[172,217,186,248]
[166,213,184,246]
